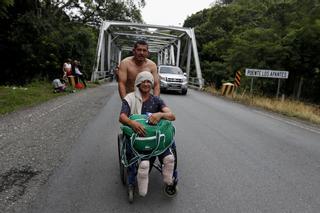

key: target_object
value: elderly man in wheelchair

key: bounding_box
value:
[118,71,178,202]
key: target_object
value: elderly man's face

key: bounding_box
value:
[138,80,152,93]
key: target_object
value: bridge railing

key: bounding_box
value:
[188,77,205,89]
[92,70,112,81]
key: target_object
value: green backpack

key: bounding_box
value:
[121,114,175,164]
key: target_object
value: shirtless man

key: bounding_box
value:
[118,40,160,99]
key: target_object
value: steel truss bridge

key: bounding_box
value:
[91,20,204,89]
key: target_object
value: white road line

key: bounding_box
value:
[48,100,73,112]
[38,100,73,118]
[254,110,320,135]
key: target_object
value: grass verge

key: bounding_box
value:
[204,86,320,125]
[0,81,97,115]
[0,81,65,115]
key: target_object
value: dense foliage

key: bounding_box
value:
[1,0,320,103]
[0,0,144,85]
[184,0,320,102]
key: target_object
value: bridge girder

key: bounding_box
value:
[92,20,204,89]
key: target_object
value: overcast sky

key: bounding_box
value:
[141,0,216,26]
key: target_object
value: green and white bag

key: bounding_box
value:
[121,114,175,166]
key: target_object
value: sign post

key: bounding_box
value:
[276,78,281,99]
[245,68,289,98]
[250,77,254,97]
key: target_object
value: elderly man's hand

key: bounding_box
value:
[130,120,146,136]
[148,113,162,125]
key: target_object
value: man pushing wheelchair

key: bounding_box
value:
[118,71,178,201]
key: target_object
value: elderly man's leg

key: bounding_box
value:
[162,154,175,185]
[137,160,150,196]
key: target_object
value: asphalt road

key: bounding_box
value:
[2,82,320,212]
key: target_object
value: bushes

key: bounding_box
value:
[0,1,97,85]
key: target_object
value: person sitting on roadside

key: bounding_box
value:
[52,79,66,93]
[119,71,176,197]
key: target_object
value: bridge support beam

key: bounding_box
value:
[92,21,204,89]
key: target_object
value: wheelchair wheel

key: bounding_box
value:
[163,183,178,198]
[117,134,126,185]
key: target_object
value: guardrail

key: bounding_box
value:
[91,70,112,81]
[188,77,205,89]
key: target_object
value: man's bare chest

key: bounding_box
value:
[127,65,151,81]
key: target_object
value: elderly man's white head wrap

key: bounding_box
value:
[135,71,154,88]
[124,71,154,115]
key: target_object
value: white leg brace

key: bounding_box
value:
[162,154,175,185]
[137,160,150,197]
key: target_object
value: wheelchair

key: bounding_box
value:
[117,132,178,203]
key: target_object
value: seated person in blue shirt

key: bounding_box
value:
[119,71,176,197]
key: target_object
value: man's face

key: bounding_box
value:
[133,44,149,62]
[138,80,152,93]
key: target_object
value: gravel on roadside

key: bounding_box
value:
[0,83,117,213]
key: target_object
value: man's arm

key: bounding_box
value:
[119,113,146,136]
[150,63,160,96]
[118,62,127,99]
[148,106,175,125]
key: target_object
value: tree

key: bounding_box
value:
[49,0,145,26]
[0,0,145,85]
[0,0,14,17]
[184,0,320,102]
[216,0,234,4]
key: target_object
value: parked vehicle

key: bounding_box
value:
[158,65,188,95]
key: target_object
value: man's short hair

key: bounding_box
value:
[134,40,148,49]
